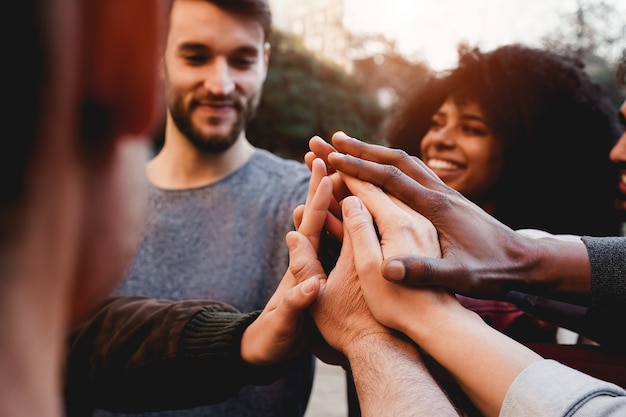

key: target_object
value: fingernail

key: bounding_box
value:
[301,277,317,294]
[285,232,298,250]
[385,260,405,281]
[342,196,362,217]
[328,152,344,161]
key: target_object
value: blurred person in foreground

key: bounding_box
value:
[1,0,165,415]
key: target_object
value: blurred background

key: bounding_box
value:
[153,0,626,161]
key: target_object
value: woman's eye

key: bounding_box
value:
[462,125,488,136]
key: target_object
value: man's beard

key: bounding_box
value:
[169,91,259,153]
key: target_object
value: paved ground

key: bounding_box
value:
[304,359,349,417]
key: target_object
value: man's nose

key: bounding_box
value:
[204,58,235,96]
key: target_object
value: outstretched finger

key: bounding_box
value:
[297,158,342,242]
[304,151,316,171]
[310,137,350,210]
[326,171,347,220]
[328,133,460,217]
[293,204,305,230]
[293,181,343,242]
[329,151,448,222]
[305,158,327,206]
[297,176,333,253]
[309,136,337,172]
[330,132,441,184]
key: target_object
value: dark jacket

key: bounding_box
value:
[64,296,296,416]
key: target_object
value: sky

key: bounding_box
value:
[343,0,626,70]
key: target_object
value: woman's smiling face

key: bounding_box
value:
[420,99,505,207]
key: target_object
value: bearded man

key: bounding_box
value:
[102,1,314,417]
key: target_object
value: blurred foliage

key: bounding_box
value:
[541,0,625,105]
[348,34,434,141]
[247,30,387,161]
[153,2,626,160]
[541,0,624,63]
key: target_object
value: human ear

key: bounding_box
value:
[262,42,271,81]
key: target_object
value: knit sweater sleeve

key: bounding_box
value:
[501,360,626,416]
[180,309,302,390]
[581,236,626,347]
[64,296,296,415]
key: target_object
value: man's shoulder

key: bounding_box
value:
[245,149,310,202]
[251,148,310,178]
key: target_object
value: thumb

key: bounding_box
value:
[286,231,327,285]
[283,277,321,312]
[382,256,462,289]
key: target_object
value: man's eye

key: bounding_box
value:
[231,58,255,68]
[184,55,207,64]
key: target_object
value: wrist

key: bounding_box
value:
[526,235,591,302]
[342,331,404,363]
[343,331,459,416]
[402,302,481,347]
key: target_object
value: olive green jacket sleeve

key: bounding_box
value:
[64,296,296,416]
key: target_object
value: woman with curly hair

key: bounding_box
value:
[381,44,623,343]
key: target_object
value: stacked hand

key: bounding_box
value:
[308,132,592,304]
[290,156,461,416]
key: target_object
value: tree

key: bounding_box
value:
[541,0,625,105]
[248,30,387,161]
[349,34,433,109]
[541,0,624,63]
[345,34,434,142]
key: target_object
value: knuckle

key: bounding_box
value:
[395,148,413,163]
[350,217,375,236]
[392,221,415,238]
[389,147,411,162]
[380,164,403,188]
[288,256,310,281]
[390,148,416,171]
[426,192,454,216]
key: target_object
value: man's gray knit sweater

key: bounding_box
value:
[97,149,313,417]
